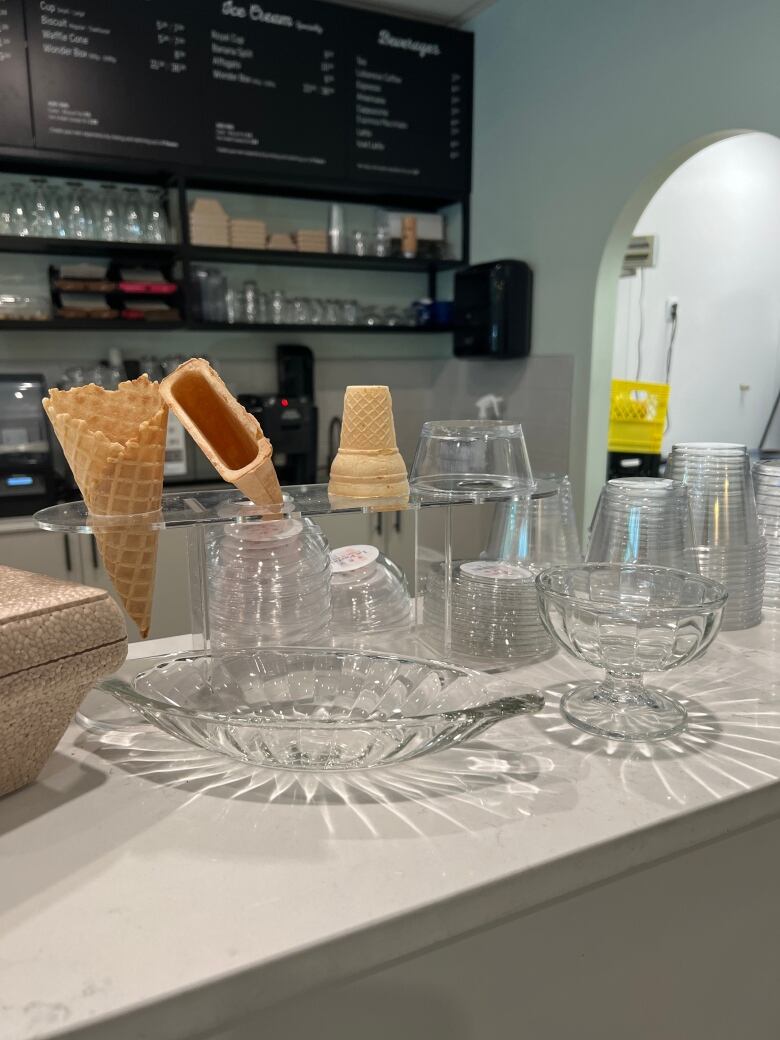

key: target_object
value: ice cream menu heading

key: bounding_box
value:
[7,0,473,194]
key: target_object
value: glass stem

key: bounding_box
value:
[598,670,648,707]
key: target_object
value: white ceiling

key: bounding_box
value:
[334,0,495,27]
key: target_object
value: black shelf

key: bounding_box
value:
[189,322,454,334]
[0,319,183,331]
[0,319,454,334]
[0,236,179,259]
[186,245,461,272]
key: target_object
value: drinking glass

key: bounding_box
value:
[0,188,12,235]
[242,280,260,323]
[143,188,169,244]
[29,179,54,237]
[375,213,391,257]
[324,298,342,324]
[98,184,120,242]
[66,182,94,240]
[291,297,311,324]
[270,289,286,324]
[342,299,359,325]
[9,182,30,236]
[121,187,144,242]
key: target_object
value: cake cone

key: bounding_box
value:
[43,375,167,638]
[160,358,282,508]
[328,386,409,499]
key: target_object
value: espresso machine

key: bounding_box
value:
[238,345,317,485]
[0,374,59,515]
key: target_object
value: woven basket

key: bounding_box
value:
[0,565,127,797]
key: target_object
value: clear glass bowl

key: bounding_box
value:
[96,648,544,770]
[536,563,727,742]
[329,546,412,635]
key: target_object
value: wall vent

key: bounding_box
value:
[621,234,656,277]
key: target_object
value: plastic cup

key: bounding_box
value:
[409,420,533,496]
[585,478,695,569]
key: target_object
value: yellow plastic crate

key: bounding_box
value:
[608,380,670,454]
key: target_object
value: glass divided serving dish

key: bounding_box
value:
[96,647,544,771]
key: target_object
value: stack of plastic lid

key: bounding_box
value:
[206,516,331,649]
[485,474,582,567]
[421,559,555,669]
[329,544,412,636]
[666,442,765,629]
[585,478,695,568]
[754,459,780,609]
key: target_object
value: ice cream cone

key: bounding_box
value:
[329,386,409,499]
[43,375,167,638]
[160,358,282,508]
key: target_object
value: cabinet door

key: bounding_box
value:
[0,529,81,583]
[79,528,191,643]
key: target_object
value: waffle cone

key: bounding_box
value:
[160,358,282,508]
[43,375,167,638]
[329,385,409,499]
[338,386,398,452]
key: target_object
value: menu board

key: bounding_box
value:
[18,0,473,195]
[0,0,33,146]
[348,11,472,192]
[202,0,347,179]
[24,0,202,162]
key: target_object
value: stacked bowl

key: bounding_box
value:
[329,544,412,636]
[206,516,332,648]
[421,477,580,669]
[585,478,695,568]
[666,442,765,630]
[421,559,555,669]
[754,459,780,609]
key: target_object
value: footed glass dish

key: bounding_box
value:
[96,647,544,770]
[536,563,727,742]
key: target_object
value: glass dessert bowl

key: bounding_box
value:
[97,647,544,770]
[535,563,727,741]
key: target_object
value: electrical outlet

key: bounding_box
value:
[665,297,678,322]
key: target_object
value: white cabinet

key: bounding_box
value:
[0,526,79,583]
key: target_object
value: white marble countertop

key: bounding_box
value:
[3,620,780,1040]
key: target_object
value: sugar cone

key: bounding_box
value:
[43,375,167,638]
[329,386,409,499]
[160,358,282,508]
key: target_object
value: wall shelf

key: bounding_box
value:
[0,159,470,338]
[0,319,454,334]
[0,237,178,259]
[186,246,460,273]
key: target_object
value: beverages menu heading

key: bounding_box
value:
[5,0,473,195]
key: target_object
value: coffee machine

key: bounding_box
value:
[237,344,318,485]
[0,374,59,515]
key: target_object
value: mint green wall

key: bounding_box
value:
[469,0,780,518]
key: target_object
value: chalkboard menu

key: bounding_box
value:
[24,0,202,163]
[348,10,472,193]
[0,0,33,147]
[16,0,473,196]
[202,0,348,179]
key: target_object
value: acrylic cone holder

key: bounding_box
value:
[35,480,561,673]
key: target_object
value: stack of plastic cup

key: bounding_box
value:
[753,459,780,610]
[485,474,582,568]
[666,442,765,629]
[206,516,332,649]
[585,478,696,568]
[421,559,555,670]
[329,544,412,636]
